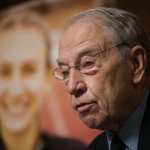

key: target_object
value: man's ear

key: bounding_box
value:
[130,45,146,84]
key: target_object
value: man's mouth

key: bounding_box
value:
[75,102,96,113]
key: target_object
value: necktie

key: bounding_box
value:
[110,135,126,150]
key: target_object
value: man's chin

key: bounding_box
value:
[79,113,109,130]
[80,115,100,129]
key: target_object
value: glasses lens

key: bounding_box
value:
[53,68,64,80]
[54,66,70,80]
[80,58,100,74]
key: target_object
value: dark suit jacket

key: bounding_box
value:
[88,94,150,150]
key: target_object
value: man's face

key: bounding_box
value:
[0,27,48,132]
[58,21,136,131]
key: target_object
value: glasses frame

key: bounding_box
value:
[53,42,129,81]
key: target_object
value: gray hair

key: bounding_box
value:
[67,7,150,74]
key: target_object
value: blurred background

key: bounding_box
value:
[0,0,149,145]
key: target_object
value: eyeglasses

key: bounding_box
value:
[53,42,128,81]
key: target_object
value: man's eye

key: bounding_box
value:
[81,61,95,69]
[62,70,69,77]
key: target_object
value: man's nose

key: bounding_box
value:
[66,69,87,97]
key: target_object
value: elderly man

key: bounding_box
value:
[54,7,150,150]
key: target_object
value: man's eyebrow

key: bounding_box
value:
[56,45,102,65]
[78,47,101,58]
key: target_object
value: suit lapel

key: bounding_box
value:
[88,132,108,150]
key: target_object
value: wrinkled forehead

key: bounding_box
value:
[58,20,114,63]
